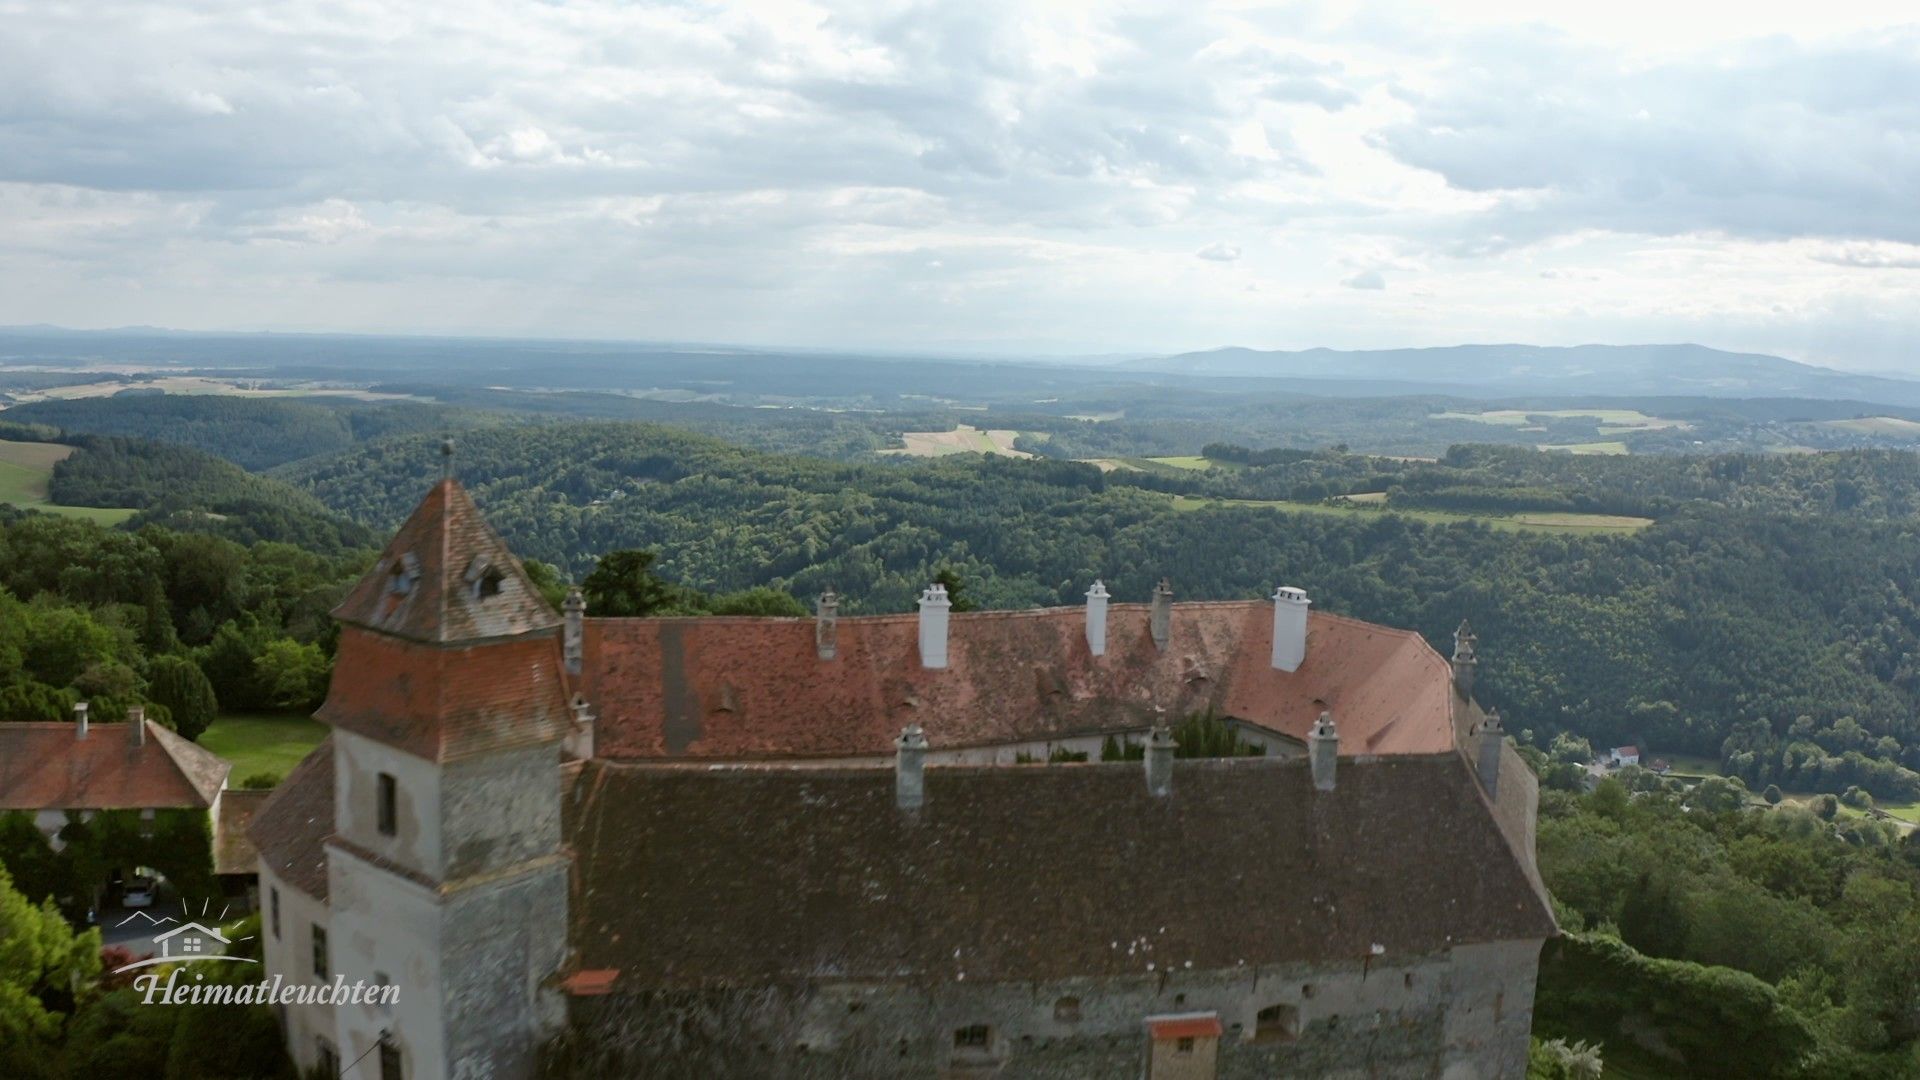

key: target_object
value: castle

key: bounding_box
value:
[249,475,1553,1079]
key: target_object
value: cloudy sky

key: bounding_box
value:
[4,1,1919,367]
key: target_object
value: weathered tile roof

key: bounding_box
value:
[246,738,335,900]
[0,721,229,810]
[580,603,1454,759]
[317,630,573,763]
[332,477,561,645]
[564,754,1557,989]
[213,788,273,876]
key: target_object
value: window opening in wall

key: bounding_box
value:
[1176,1036,1196,1054]
[379,1036,403,1080]
[377,772,397,837]
[476,567,504,600]
[311,924,328,980]
[1404,972,1415,989]
[1253,1004,1299,1044]
[1301,983,1315,998]
[953,1024,991,1051]
[270,887,280,939]
[1054,996,1081,1022]
[316,1039,339,1078]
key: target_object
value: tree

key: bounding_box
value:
[0,866,102,1078]
[581,550,701,617]
[707,587,807,617]
[933,567,978,612]
[1763,784,1783,805]
[147,655,219,741]
[252,639,328,711]
[1812,794,1839,821]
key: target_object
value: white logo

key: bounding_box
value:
[110,900,257,973]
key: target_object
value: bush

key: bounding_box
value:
[147,655,219,741]
[1764,784,1784,805]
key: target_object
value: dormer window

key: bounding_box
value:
[464,556,505,602]
[387,554,420,597]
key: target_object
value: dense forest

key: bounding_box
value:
[272,422,1920,802]
[1529,774,1920,1077]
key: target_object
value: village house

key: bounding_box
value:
[249,475,1555,1079]
[0,704,238,911]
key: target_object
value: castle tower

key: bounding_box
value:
[317,476,573,1080]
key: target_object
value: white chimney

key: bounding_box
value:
[562,586,585,676]
[128,705,145,747]
[1271,586,1310,672]
[816,589,839,661]
[1309,711,1338,791]
[1150,579,1173,651]
[1085,580,1109,656]
[895,725,929,810]
[1476,709,1504,799]
[918,583,951,669]
[74,701,89,740]
[564,693,595,761]
[1144,725,1175,797]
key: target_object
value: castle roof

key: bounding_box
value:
[332,477,561,645]
[213,787,274,876]
[564,754,1556,989]
[580,604,1454,759]
[321,477,573,762]
[0,721,229,811]
[247,737,335,900]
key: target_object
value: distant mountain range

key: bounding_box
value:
[1126,344,1920,404]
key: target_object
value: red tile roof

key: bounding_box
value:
[214,788,273,876]
[580,603,1454,760]
[1146,1014,1224,1040]
[247,738,334,900]
[332,478,561,645]
[318,628,574,763]
[0,721,229,810]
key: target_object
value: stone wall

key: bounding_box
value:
[557,940,1544,1079]
[440,742,563,879]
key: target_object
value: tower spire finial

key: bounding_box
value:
[441,437,455,481]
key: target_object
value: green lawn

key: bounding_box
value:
[0,439,138,524]
[1660,753,1721,778]
[200,712,328,785]
[1166,495,1653,535]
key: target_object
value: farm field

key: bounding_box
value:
[1818,416,1920,436]
[1166,494,1654,534]
[0,439,138,524]
[8,374,415,403]
[1433,408,1689,431]
[883,425,1034,458]
[199,712,329,785]
[1540,441,1630,455]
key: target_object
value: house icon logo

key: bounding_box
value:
[110,901,258,974]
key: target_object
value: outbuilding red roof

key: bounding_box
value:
[1146,1014,1224,1040]
[579,603,1454,760]
[0,721,229,811]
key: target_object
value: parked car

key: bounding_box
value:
[123,878,156,908]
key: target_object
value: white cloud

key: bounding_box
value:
[0,1,1918,368]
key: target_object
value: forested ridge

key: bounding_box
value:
[270,422,1920,803]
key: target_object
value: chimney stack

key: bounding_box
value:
[1451,620,1478,697]
[918,584,951,669]
[895,725,929,811]
[1085,580,1109,657]
[1150,579,1173,651]
[1309,711,1338,792]
[128,705,145,747]
[1477,709,1504,799]
[562,587,586,676]
[816,589,839,661]
[565,694,595,760]
[1272,587,1311,672]
[74,701,88,740]
[1145,724,1175,797]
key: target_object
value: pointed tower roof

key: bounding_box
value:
[333,478,561,645]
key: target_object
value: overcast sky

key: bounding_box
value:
[3,1,1919,368]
